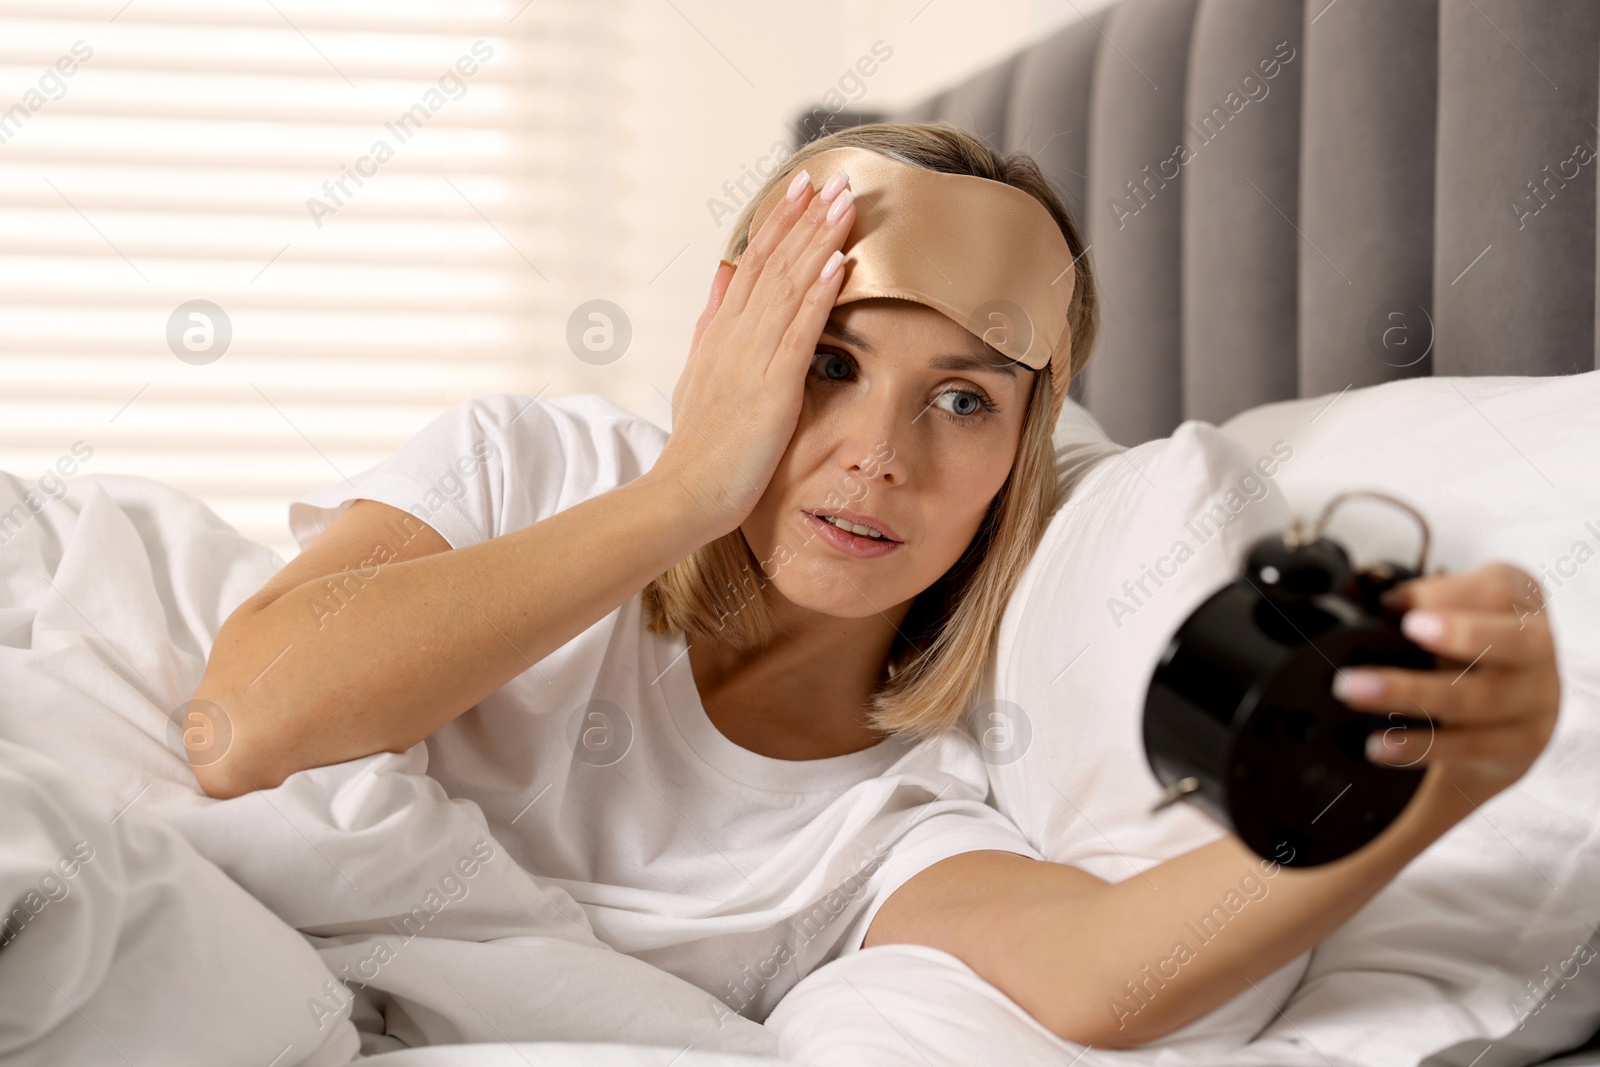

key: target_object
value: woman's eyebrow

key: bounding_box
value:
[820,318,876,352]
[928,353,1019,379]
[821,318,1019,378]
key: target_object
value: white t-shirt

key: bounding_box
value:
[288,392,1044,1023]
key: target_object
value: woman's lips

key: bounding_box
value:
[808,506,902,542]
[803,512,902,559]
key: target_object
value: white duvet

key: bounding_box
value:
[0,471,783,1065]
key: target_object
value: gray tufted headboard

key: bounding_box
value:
[829,0,1598,448]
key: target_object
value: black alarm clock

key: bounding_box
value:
[1142,490,1439,867]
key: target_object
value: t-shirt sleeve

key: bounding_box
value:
[286,392,667,554]
[839,787,1046,956]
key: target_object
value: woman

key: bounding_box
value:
[189,121,1560,1049]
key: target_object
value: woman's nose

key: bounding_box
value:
[838,392,907,485]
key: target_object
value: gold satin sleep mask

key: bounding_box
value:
[742,145,1079,419]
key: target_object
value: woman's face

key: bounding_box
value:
[741,297,1035,622]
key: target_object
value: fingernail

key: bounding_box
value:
[826,186,853,223]
[1365,733,1392,762]
[1401,610,1446,643]
[786,169,811,202]
[819,248,843,281]
[718,258,735,272]
[819,169,849,203]
[1333,669,1385,702]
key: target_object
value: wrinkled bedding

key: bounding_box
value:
[0,471,783,1064]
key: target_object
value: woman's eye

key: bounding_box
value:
[934,388,994,422]
[811,349,853,381]
[811,349,996,424]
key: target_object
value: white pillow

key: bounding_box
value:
[976,411,1314,1053]
[990,408,1295,878]
[931,377,1600,1065]
[1214,372,1600,1067]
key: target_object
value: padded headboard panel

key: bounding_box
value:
[883,0,1599,446]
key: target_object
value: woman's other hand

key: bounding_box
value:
[1331,561,1561,812]
[652,167,856,539]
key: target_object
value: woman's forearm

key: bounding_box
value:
[1008,773,1476,1047]
[192,471,716,798]
[1036,777,1472,1043]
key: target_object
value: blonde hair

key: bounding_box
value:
[641,121,1100,741]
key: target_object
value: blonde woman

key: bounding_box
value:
[189,121,1560,1048]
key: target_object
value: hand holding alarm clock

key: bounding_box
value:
[1143,490,1561,866]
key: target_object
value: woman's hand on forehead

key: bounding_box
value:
[652,167,857,539]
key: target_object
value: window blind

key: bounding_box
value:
[0,0,620,562]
